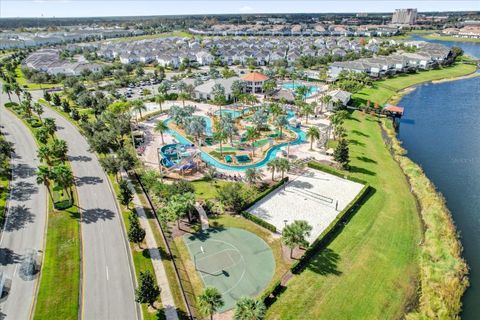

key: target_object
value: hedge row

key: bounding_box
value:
[290,182,371,274]
[259,279,284,307]
[241,211,277,233]
[307,161,367,185]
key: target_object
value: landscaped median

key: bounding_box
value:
[4,102,81,320]
[0,132,12,227]
[382,119,468,319]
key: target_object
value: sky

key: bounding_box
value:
[1,0,479,18]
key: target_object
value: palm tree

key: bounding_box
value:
[50,139,69,162]
[301,103,314,124]
[276,158,290,179]
[234,297,266,320]
[275,115,289,140]
[154,121,168,145]
[245,168,264,186]
[12,82,22,102]
[294,85,309,102]
[268,102,282,123]
[36,165,54,201]
[20,100,33,119]
[33,102,44,122]
[245,127,260,157]
[131,99,147,120]
[197,287,224,320]
[51,164,74,201]
[155,94,166,113]
[213,129,228,157]
[320,94,332,113]
[2,82,13,102]
[282,220,312,258]
[306,126,321,150]
[43,118,57,138]
[177,92,190,107]
[37,145,52,166]
[267,159,277,181]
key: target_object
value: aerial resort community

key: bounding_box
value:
[0,4,479,320]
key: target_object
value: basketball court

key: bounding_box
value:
[248,169,364,243]
[183,227,275,311]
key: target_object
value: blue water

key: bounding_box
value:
[282,83,319,97]
[214,109,242,119]
[164,111,306,171]
[399,35,480,319]
[201,116,213,136]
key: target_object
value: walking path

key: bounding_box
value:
[195,203,209,230]
[120,171,179,320]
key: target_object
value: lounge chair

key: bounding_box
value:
[224,155,233,163]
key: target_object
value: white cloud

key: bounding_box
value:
[239,5,254,13]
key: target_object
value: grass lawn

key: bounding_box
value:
[421,33,480,43]
[173,214,290,316]
[34,195,80,320]
[0,173,8,226]
[14,66,59,90]
[266,111,422,319]
[352,63,478,105]
[191,178,231,200]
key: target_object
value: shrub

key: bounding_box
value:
[241,211,276,232]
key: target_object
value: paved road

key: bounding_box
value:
[39,103,139,319]
[0,105,47,320]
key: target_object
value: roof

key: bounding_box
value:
[240,72,269,82]
[384,105,404,114]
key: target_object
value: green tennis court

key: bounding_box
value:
[183,227,275,311]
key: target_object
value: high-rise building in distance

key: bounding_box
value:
[391,8,417,25]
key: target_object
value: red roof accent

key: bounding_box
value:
[240,72,269,82]
[385,105,404,114]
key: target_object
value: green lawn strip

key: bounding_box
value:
[34,195,80,320]
[382,119,468,318]
[352,63,478,105]
[266,111,422,319]
[110,31,192,43]
[190,179,231,201]
[4,105,81,320]
[421,33,480,43]
[107,173,164,320]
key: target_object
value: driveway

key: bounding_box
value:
[39,103,140,320]
[0,105,47,320]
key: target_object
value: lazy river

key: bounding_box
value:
[164,111,306,171]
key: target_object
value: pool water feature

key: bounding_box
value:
[214,109,243,119]
[164,110,306,171]
[160,143,195,168]
[283,83,319,97]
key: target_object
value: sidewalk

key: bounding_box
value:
[195,203,209,230]
[121,171,179,320]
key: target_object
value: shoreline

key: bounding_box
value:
[382,73,473,318]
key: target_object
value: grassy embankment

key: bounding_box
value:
[4,104,80,320]
[352,62,478,106]
[0,133,10,226]
[421,33,480,43]
[382,120,468,319]
[111,31,192,43]
[266,111,422,319]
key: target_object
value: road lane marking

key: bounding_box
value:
[106,266,109,281]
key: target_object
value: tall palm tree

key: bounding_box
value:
[177,92,190,107]
[245,127,260,157]
[276,158,290,179]
[36,165,54,201]
[52,164,74,201]
[33,102,44,122]
[197,287,224,320]
[37,145,52,166]
[267,159,277,181]
[154,121,168,145]
[245,168,264,186]
[282,220,312,258]
[306,126,321,150]
[2,82,13,102]
[43,118,57,138]
[155,94,166,113]
[301,103,314,124]
[275,115,289,140]
[268,102,282,123]
[12,82,22,102]
[131,99,147,120]
[213,129,228,157]
[294,85,309,102]
[321,94,332,113]
[234,297,266,320]
[50,139,69,162]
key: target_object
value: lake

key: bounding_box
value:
[398,35,480,319]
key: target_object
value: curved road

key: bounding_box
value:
[40,103,139,319]
[0,106,47,319]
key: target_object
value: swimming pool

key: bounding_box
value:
[164,111,306,171]
[282,83,319,97]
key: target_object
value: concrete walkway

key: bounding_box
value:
[121,171,179,320]
[195,203,209,230]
